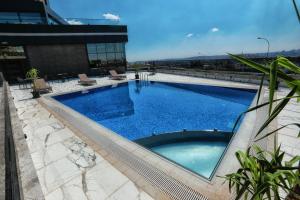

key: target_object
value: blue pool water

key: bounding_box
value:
[54,81,256,178]
[151,141,227,179]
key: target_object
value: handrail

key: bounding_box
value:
[64,18,120,25]
[0,17,47,24]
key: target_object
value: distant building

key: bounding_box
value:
[0,0,128,82]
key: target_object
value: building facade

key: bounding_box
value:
[0,0,128,82]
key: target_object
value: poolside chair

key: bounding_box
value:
[33,78,52,93]
[78,74,97,85]
[16,77,26,89]
[109,70,126,80]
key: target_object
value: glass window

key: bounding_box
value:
[86,43,126,68]
[19,12,45,24]
[115,43,124,53]
[0,46,25,59]
[106,43,115,52]
[97,53,107,62]
[0,12,46,24]
[121,52,126,59]
[48,16,59,25]
[88,53,97,61]
[106,53,115,61]
[96,44,106,53]
[115,53,123,61]
[0,12,19,24]
[87,44,97,54]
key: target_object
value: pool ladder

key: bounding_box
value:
[139,72,150,86]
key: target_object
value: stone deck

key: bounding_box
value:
[10,74,153,200]
[9,73,300,200]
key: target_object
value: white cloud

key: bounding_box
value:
[211,27,219,32]
[66,19,83,25]
[186,33,194,38]
[103,13,120,21]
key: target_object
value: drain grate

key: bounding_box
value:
[102,137,207,200]
[45,100,209,200]
[90,131,208,200]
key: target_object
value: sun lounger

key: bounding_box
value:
[33,78,52,93]
[78,74,97,85]
[109,70,126,80]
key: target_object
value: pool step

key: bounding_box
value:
[135,130,232,147]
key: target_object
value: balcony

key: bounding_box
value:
[63,18,121,26]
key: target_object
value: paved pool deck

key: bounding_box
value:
[9,73,300,200]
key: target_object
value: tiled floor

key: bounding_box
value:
[9,73,300,199]
[10,74,153,200]
[277,89,300,160]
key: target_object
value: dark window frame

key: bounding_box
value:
[86,43,126,68]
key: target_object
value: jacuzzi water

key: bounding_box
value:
[54,81,256,178]
[151,141,227,178]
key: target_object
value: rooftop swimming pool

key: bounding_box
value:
[53,81,256,179]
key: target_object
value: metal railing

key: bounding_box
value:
[0,72,21,200]
[0,17,120,25]
[0,17,47,25]
[64,18,120,25]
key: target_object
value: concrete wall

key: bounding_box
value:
[26,44,90,77]
[158,69,300,86]
[0,86,5,200]
[6,83,44,199]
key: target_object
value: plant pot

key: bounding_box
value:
[135,74,139,79]
[31,91,40,98]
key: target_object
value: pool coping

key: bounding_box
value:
[39,79,261,199]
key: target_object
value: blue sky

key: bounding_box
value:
[50,0,300,61]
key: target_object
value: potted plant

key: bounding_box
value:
[132,63,140,79]
[224,145,300,200]
[223,54,300,199]
[26,67,40,98]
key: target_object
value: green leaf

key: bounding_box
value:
[269,61,278,115]
[235,181,251,200]
[229,54,269,74]
[285,155,300,166]
[292,0,300,23]
[255,86,298,137]
[255,123,300,141]
[277,56,300,74]
[257,74,265,105]
[231,95,300,133]
[229,54,300,89]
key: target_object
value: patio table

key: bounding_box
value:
[57,73,68,82]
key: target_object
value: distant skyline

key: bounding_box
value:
[50,0,300,61]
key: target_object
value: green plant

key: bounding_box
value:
[223,1,300,199]
[132,63,141,74]
[26,68,39,79]
[225,146,300,200]
[292,0,300,23]
[229,55,300,140]
[224,55,300,200]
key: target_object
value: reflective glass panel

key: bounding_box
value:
[87,44,97,54]
[106,53,116,61]
[88,53,97,61]
[98,53,107,62]
[0,46,25,59]
[0,12,19,24]
[115,53,123,61]
[96,44,106,53]
[115,43,124,52]
[19,12,45,24]
[106,43,115,52]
